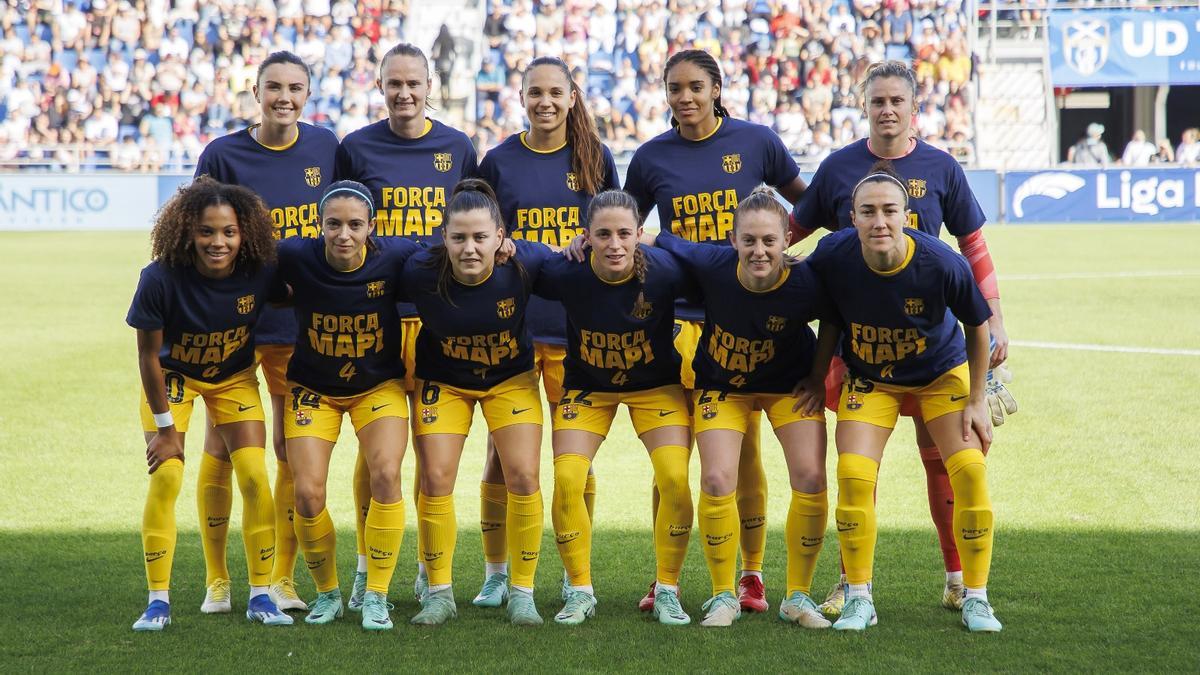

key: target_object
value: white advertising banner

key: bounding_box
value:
[0,174,162,230]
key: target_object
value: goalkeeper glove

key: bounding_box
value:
[985,364,1017,426]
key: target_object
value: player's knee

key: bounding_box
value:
[149,460,184,499]
[700,466,736,497]
[789,459,827,494]
[293,483,327,517]
[418,462,457,496]
[503,466,539,496]
[552,455,590,502]
[369,464,401,502]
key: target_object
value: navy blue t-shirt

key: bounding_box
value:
[479,132,621,346]
[805,228,992,386]
[534,245,692,393]
[276,236,419,396]
[793,139,985,237]
[403,240,553,389]
[335,118,479,318]
[657,231,821,393]
[623,117,800,321]
[194,122,339,345]
[127,261,285,383]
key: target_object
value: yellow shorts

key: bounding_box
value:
[534,342,567,405]
[401,317,421,392]
[693,389,824,435]
[255,345,293,397]
[284,379,410,443]
[553,385,690,436]
[836,363,971,429]
[412,371,543,436]
[140,367,264,433]
[673,319,703,391]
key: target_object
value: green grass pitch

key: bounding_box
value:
[1,225,1197,671]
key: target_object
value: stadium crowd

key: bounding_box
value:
[1,0,985,170]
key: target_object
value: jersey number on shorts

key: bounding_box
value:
[164,372,185,404]
[290,387,322,411]
[421,382,441,405]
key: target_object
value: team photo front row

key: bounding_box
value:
[129,168,1004,635]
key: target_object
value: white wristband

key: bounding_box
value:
[152,411,174,428]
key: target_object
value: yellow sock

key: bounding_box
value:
[230,446,275,586]
[270,460,299,583]
[698,491,738,595]
[507,491,544,589]
[836,454,879,585]
[196,453,232,585]
[551,454,592,586]
[143,458,183,591]
[418,493,456,587]
[736,417,767,572]
[353,451,371,557]
[650,444,693,586]
[365,498,405,593]
[295,508,339,593]
[786,490,828,595]
[583,473,597,523]
[946,449,994,589]
[480,481,508,564]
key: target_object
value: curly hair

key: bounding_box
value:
[150,176,277,270]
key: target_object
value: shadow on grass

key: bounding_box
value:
[1,527,1195,672]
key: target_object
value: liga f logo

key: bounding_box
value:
[721,153,742,174]
[304,166,322,188]
[236,294,255,315]
[565,172,580,191]
[1063,19,1109,76]
[496,297,516,319]
[907,179,927,199]
[433,153,453,172]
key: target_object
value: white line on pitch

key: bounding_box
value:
[999,271,1200,281]
[1012,340,1200,356]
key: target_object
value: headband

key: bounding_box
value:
[852,173,908,200]
[319,186,375,215]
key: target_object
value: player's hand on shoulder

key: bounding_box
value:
[791,373,825,415]
[146,429,184,475]
[985,364,1017,428]
[564,233,589,261]
[496,237,517,265]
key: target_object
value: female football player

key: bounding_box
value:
[334,41,479,609]
[654,188,830,629]
[791,60,1014,614]
[127,177,289,630]
[402,178,552,627]
[474,55,620,607]
[539,190,695,627]
[275,181,420,631]
[793,162,1002,633]
[622,48,808,613]
[194,49,339,615]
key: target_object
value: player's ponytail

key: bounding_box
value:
[586,189,649,317]
[851,160,910,209]
[664,49,730,129]
[524,57,607,195]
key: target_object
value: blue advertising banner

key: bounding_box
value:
[1048,9,1200,87]
[1005,168,1200,223]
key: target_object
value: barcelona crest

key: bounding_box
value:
[236,294,255,315]
[904,298,925,316]
[845,394,862,411]
[766,315,787,333]
[721,153,742,174]
[433,153,453,172]
[701,402,718,420]
[561,403,578,421]
[565,172,580,191]
[295,410,312,426]
[421,406,439,424]
[907,179,927,199]
[631,301,653,320]
[304,166,322,188]
[496,297,516,319]
[367,280,387,298]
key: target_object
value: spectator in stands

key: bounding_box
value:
[432,24,458,106]
[1151,138,1175,164]
[1177,128,1200,165]
[1067,123,1110,166]
[1120,130,1155,166]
